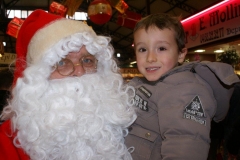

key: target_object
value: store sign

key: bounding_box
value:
[120,68,143,78]
[120,68,140,74]
[182,0,240,48]
[0,53,16,65]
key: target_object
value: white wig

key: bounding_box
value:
[1,9,137,160]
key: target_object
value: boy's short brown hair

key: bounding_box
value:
[134,13,186,52]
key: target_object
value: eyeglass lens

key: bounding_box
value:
[56,55,97,76]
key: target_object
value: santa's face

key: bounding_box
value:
[5,33,136,159]
[50,45,97,79]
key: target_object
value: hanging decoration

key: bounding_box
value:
[49,1,68,17]
[107,0,128,14]
[88,0,112,25]
[6,17,24,38]
[117,10,141,29]
[63,0,84,17]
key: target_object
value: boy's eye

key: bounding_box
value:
[159,47,166,51]
[139,48,146,52]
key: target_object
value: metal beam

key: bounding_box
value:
[162,0,197,14]
[5,0,19,9]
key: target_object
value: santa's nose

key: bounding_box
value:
[71,63,85,77]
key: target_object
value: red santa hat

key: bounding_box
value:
[13,9,95,85]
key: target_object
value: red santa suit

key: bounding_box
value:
[0,120,29,160]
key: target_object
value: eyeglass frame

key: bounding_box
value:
[54,54,98,76]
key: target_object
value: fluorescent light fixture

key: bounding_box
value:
[28,11,33,15]
[194,49,205,53]
[74,12,87,20]
[7,9,87,20]
[130,61,136,64]
[7,10,14,18]
[214,49,224,53]
[15,10,21,17]
[181,0,229,23]
[22,10,28,18]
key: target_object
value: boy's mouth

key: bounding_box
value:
[146,67,160,71]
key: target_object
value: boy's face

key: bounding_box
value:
[134,26,187,81]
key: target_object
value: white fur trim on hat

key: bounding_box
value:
[27,19,95,65]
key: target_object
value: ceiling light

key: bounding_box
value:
[214,49,224,53]
[130,61,136,64]
[194,49,205,53]
[117,53,121,57]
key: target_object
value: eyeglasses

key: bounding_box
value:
[55,54,98,76]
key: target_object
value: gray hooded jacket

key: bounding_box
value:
[125,61,240,160]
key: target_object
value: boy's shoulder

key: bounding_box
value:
[187,61,239,122]
[191,61,239,85]
[174,61,238,84]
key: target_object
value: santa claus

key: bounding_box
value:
[0,9,136,160]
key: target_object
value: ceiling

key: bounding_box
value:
[0,0,227,67]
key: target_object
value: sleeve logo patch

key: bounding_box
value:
[183,95,206,126]
[134,94,148,111]
[138,86,152,98]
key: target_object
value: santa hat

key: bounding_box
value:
[13,9,95,85]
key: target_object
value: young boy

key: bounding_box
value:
[125,13,240,160]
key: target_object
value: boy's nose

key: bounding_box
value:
[147,52,157,63]
[71,63,86,77]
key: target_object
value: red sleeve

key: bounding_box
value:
[0,120,30,160]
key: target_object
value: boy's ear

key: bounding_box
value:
[178,48,188,63]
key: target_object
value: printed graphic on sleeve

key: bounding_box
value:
[138,86,152,98]
[183,95,206,126]
[134,94,148,111]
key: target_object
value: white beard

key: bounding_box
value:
[10,73,136,160]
